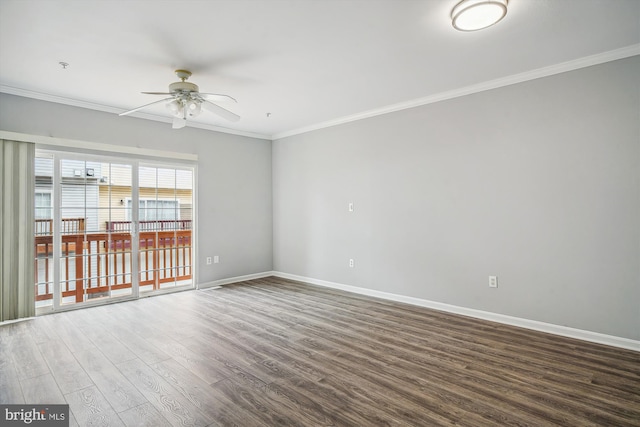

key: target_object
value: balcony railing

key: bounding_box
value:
[106,219,192,232]
[35,218,192,304]
[35,217,86,236]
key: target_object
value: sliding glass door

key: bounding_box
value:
[34,151,194,312]
[138,165,193,294]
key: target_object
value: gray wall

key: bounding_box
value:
[273,56,640,340]
[2,56,638,341]
[0,93,273,284]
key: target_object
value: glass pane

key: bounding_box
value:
[110,163,132,187]
[108,164,132,211]
[59,250,78,282]
[60,159,86,180]
[84,208,109,233]
[141,207,155,222]
[108,208,131,231]
[139,166,157,190]
[157,207,177,221]
[139,244,156,293]
[157,168,176,190]
[34,208,52,222]
[179,208,192,230]
[60,279,78,305]
[35,155,54,179]
[107,234,132,254]
[60,182,86,208]
[60,209,86,235]
[139,166,193,293]
[176,169,193,190]
[105,251,132,284]
[35,238,54,308]
[35,188,53,222]
[35,218,53,236]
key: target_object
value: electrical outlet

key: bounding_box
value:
[206,257,212,265]
[349,259,354,268]
[489,276,498,288]
[214,256,219,264]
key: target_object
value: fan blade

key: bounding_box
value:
[119,97,173,116]
[199,93,237,103]
[202,100,240,122]
[141,91,174,95]
[172,116,186,129]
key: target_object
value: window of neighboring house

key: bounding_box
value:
[126,199,180,221]
[35,190,52,219]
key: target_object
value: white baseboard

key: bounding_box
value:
[272,271,640,352]
[197,271,274,290]
[0,316,36,326]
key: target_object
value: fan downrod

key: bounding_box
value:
[175,69,192,81]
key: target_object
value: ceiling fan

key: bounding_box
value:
[119,69,240,129]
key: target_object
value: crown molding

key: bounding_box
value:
[272,44,640,140]
[0,85,271,141]
[2,44,638,142]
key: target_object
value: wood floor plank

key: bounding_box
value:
[8,332,50,380]
[96,318,172,365]
[20,373,66,404]
[265,373,404,426]
[143,334,232,385]
[72,308,139,365]
[149,358,254,426]
[0,336,25,403]
[180,327,266,369]
[37,339,93,395]
[67,410,80,427]
[22,317,60,345]
[117,402,173,427]
[206,371,338,427]
[73,347,147,413]
[101,301,172,341]
[65,385,125,427]
[44,313,96,354]
[116,358,212,427]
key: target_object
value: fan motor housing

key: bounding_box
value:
[169,81,199,93]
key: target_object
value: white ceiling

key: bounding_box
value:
[1,0,639,140]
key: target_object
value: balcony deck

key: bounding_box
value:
[35,218,193,306]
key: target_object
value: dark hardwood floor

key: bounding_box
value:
[1,276,639,426]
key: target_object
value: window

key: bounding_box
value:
[127,199,180,221]
[35,190,52,219]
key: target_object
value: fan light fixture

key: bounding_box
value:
[166,98,202,119]
[451,0,508,31]
[119,69,240,128]
[186,100,202,117]
[166,99,183,115]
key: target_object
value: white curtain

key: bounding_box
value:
[0,140,35,321]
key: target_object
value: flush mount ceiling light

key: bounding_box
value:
[451,0,508,31]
